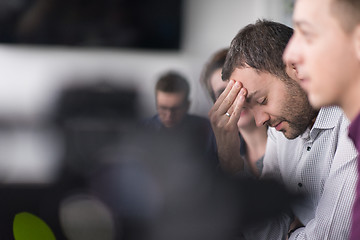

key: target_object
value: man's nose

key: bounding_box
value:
[283,34,301,66]
[253,110,270,127]
[164,111,172,117]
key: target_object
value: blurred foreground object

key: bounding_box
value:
[0,81,301,239]
[13,212,56,240]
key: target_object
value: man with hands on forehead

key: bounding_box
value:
[214,19,358,239]
[209,79,267,177]
[204,49,267,177]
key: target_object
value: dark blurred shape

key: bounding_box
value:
[89,129,302,240]
[237,177,300,228]
[53,81,138,178]
[0,0,183,50]
[54,81,137,122]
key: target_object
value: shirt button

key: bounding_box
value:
[307,146,311,151]
[298,183,303,187]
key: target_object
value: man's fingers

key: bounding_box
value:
[208,81,245,129]
[227,88,247,122]
[216,81,242,115]
[212,80,234,108]
[227,87,247,119]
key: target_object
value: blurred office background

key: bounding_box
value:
[0,1,295,239]
[0,0,293,184]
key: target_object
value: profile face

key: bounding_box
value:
[230,67,315,139]
[156,91,189,128]
[209,68,255,129]
[283,0,358,110]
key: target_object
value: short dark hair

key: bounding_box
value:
[155,71,190,99]
[330,0,360,33]
[200,48,228,102]
[222,19,293,83]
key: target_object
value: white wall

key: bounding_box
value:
[0,0,292,122]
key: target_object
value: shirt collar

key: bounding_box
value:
[312,106,343,130]
[300,106,343,140]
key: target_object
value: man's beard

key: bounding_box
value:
[277,81,319,140]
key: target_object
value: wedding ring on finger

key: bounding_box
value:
[225,112,231,117]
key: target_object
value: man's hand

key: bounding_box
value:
[208,80,247,174]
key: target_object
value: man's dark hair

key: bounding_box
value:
[222,19,293,82]
[155,71,190,99]
[200,48,228,102]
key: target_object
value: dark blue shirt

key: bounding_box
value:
[142,113,219,172]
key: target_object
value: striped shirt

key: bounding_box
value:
[243,106,358,239]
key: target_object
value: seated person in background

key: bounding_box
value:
[216,19,358,239]
[144,71,207,130]
[143,71,217,168]
[201,48,267,177]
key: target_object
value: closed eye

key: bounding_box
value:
[258,97,267,105]
[295,25,314,44]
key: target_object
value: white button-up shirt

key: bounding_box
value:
[243,106,358,239]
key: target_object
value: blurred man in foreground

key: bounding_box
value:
[283,0,360,238]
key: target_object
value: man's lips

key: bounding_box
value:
[299,77,309,83]
[299,77,310,92]
[274,121,284,131]
[296,70,309,85]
